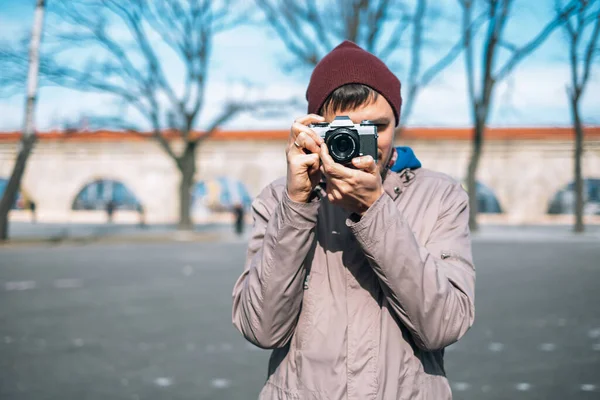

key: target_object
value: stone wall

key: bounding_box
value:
[1,135,599,224]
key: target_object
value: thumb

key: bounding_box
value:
[351,155,377,174]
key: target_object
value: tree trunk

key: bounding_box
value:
[570,95,585,233]
[0,137,37,240]
[466,118,484,232]
[178,142,197,230]
[0,0,45,241]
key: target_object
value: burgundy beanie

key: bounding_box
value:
[306,41,402,126]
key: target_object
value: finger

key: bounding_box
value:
[351,155,377,174]
[291,122,323,147]
[294,152,320,168]
[292,130,321,154]
[320,144,352,179]
[294,114,325,126]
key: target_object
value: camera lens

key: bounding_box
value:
[326,128,360,164]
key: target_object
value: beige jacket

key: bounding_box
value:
[232,167,476,399]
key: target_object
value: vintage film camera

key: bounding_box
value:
[309,116,378,165]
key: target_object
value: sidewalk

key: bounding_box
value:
[472,224,600,243]
[1,221,598,247]
[1,221,247,247]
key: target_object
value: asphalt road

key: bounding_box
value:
[1,234,599,399]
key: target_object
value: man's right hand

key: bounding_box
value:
[286,114,325,203]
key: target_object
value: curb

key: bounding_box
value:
[0,232,229,248]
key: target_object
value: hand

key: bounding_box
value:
[320,144,384,215]
[286,114,325,203]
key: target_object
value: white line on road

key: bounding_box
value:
[211,378,231,389]
[515,383,532,391]
[5,281,36,291]
[452,382,471,391]
[182,265,194,276]
[488,342,504,352]
[54,279,83,289]
[186,343,196,352]
[580,384,596,392]
[539,343,556,352]
[154,377,173,387]
[588,328,600,339]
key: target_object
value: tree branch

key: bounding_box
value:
[496,0,577,81]
[581,8,600,90]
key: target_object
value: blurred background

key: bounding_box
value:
[0,0,599,399]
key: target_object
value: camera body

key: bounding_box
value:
[309,116,378,165]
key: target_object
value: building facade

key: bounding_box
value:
[1,127,599,224]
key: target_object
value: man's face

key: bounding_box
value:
[322,94,396,178]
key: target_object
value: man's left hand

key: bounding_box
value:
[319,144,384,216]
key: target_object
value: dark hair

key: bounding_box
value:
[319,84,379,116]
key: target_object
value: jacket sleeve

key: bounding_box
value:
[347,182,475,351]
[232,183,320,349]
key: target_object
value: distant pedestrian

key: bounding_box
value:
[233,203,245,236]
[29,201,37,223]
[137,203,146,229]
[106,200,115,223]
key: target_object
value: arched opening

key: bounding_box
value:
[71,179,141,211]
[0,178,34,210]
[460,180,503,214]
[475,181,503,214]
[547,178,600,215]
[192,177,252,213]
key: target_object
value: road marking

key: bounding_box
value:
[488,342,504,352]
[220,343,233,352]
[245,342,262,352]
[154,377,173,387]
[5,281,36,291]
[211,378,231,389]
[515,383,532,391]
[581,384,596,392]
[453,382,470,391]
[588,328,600,339]
[206,344,216,353]
[593,343,600,351]
[54,279,83,289]
[539,343,556,352]
[182,265,194,277]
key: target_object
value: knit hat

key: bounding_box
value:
[306,41,402,126]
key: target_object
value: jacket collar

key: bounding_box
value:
[383,146,421,201]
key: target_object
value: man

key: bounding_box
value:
[232,41,475,399]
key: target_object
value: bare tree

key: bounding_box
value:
[457,0,576,231]
[0,0,46,241]
[1,0,276,230]
[557,0,600,233]
[255,0,476,127]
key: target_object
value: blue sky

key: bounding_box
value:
[0,0,599,131]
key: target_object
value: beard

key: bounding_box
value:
[378,147,395,182]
